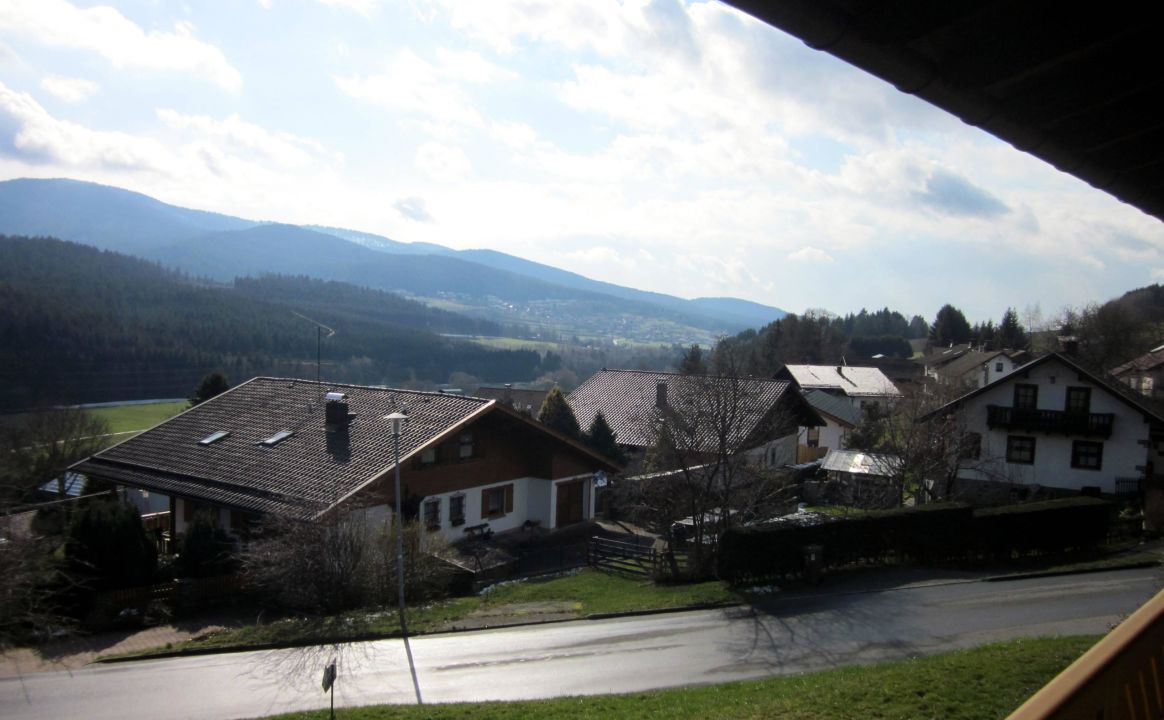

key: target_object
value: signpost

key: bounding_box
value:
[322,660,337,719]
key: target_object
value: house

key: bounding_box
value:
[775,364,902,414]
[928,349,1030,389]
[71,378,620,546]
[471,384,549,415]
[921,353,1164,497]
[797,389,860,462]
[567,369,823,471]
[1110,344,1164,399]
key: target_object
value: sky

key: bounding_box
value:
[1,0,1163,326]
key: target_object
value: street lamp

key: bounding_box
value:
[384,411,422,704]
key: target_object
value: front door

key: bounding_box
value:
[555,479,586,528]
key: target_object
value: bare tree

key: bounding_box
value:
[617,362,802,578]
[0,408,110,648]
[847,385,1012,506]
[1,408,110,505]
[241,508,452,615]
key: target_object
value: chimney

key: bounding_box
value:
[324,391,355,430]
[656,379,668,408]
[504,383,513,406]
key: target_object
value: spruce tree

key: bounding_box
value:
[537,386,581,439]
[584,411,624,464]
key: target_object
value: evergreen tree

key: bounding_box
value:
[678,344,708,375]
[67,499,156,589]
[537,386,581,439]
[931,304,972,346]
[189,372,231,407]
[998,307,1027,349]
[584,411,625,464]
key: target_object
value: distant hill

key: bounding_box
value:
[0,177,255,254]
[0,235,545,410]
[0,178,786,343]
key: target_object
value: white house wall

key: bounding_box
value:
[746,432,798,468]
[797,418,848,452]
[956,360,1149,493]
[527,477,552,529]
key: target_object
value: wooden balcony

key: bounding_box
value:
[986,405,1114,438]
[1009,587,1164,719]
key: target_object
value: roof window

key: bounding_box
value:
[260,430,294,447]
[199,430,230,446]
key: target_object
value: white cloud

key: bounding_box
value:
[40,74,98,103]
[316,0,384,16]
[788,247,835,263]
[415,142,471,181]
[0,0,242,91]
[155,109,333,170]
[334,48,507,130]
[430,0,643,56]
[0,81,169,170]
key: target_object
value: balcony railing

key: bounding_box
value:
[986,405,1115,438]
[1008,586,1164,719]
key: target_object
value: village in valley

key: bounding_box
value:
[6,1,1164,719]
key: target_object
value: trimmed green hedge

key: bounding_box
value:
[717,497,1110,584]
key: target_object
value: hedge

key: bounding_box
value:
[717,497,1111,584]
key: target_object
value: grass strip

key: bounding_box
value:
[258,634,1098,720]
[85,401,188,435]
[102,570,739,660]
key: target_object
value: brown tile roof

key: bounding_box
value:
[73,378,494,518]
[933,349,1003,381]
[567,369,820,451]
[1111,345,1164,375]
[471,385,548,413]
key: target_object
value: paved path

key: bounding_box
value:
[2,567,1160,720]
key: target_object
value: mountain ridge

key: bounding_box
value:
[0,177,787,342]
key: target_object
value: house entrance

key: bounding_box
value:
[555,479,586,527]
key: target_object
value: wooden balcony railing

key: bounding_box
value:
[987,405,1115,438]
[1008,586,1164,719]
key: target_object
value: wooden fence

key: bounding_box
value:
[588,536,658,577]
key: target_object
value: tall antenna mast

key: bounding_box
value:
[291,311,336,384]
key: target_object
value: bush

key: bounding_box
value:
[177,514,238,578]
[241,510,453,614]
[717,497,1111,583]
[66,499,157,590]
[973,496,1109,559]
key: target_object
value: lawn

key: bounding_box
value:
[258,634,1097,720]
[108,570,739,659]
[85,401,188,435]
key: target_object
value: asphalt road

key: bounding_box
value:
[2,567,1160,720]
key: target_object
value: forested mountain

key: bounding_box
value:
[0,178,254,255]
[0,236,548,410]
[0,178,786,343]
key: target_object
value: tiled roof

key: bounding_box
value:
[472,385,548,414]
[803,389,860,427]
[781,365,901,398]
[73,378,493,518]
[1111,346,1164,375]
[567,369,817,451]
[934,350,1003,381]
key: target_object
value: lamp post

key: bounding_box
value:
[384,411,422,704]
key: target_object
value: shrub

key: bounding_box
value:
[717,497,1110,583]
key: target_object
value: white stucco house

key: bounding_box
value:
[922,353,1164,496]
[776,364,902,414]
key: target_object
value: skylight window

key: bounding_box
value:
[260,430,294,447]
[199,430,230,446]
